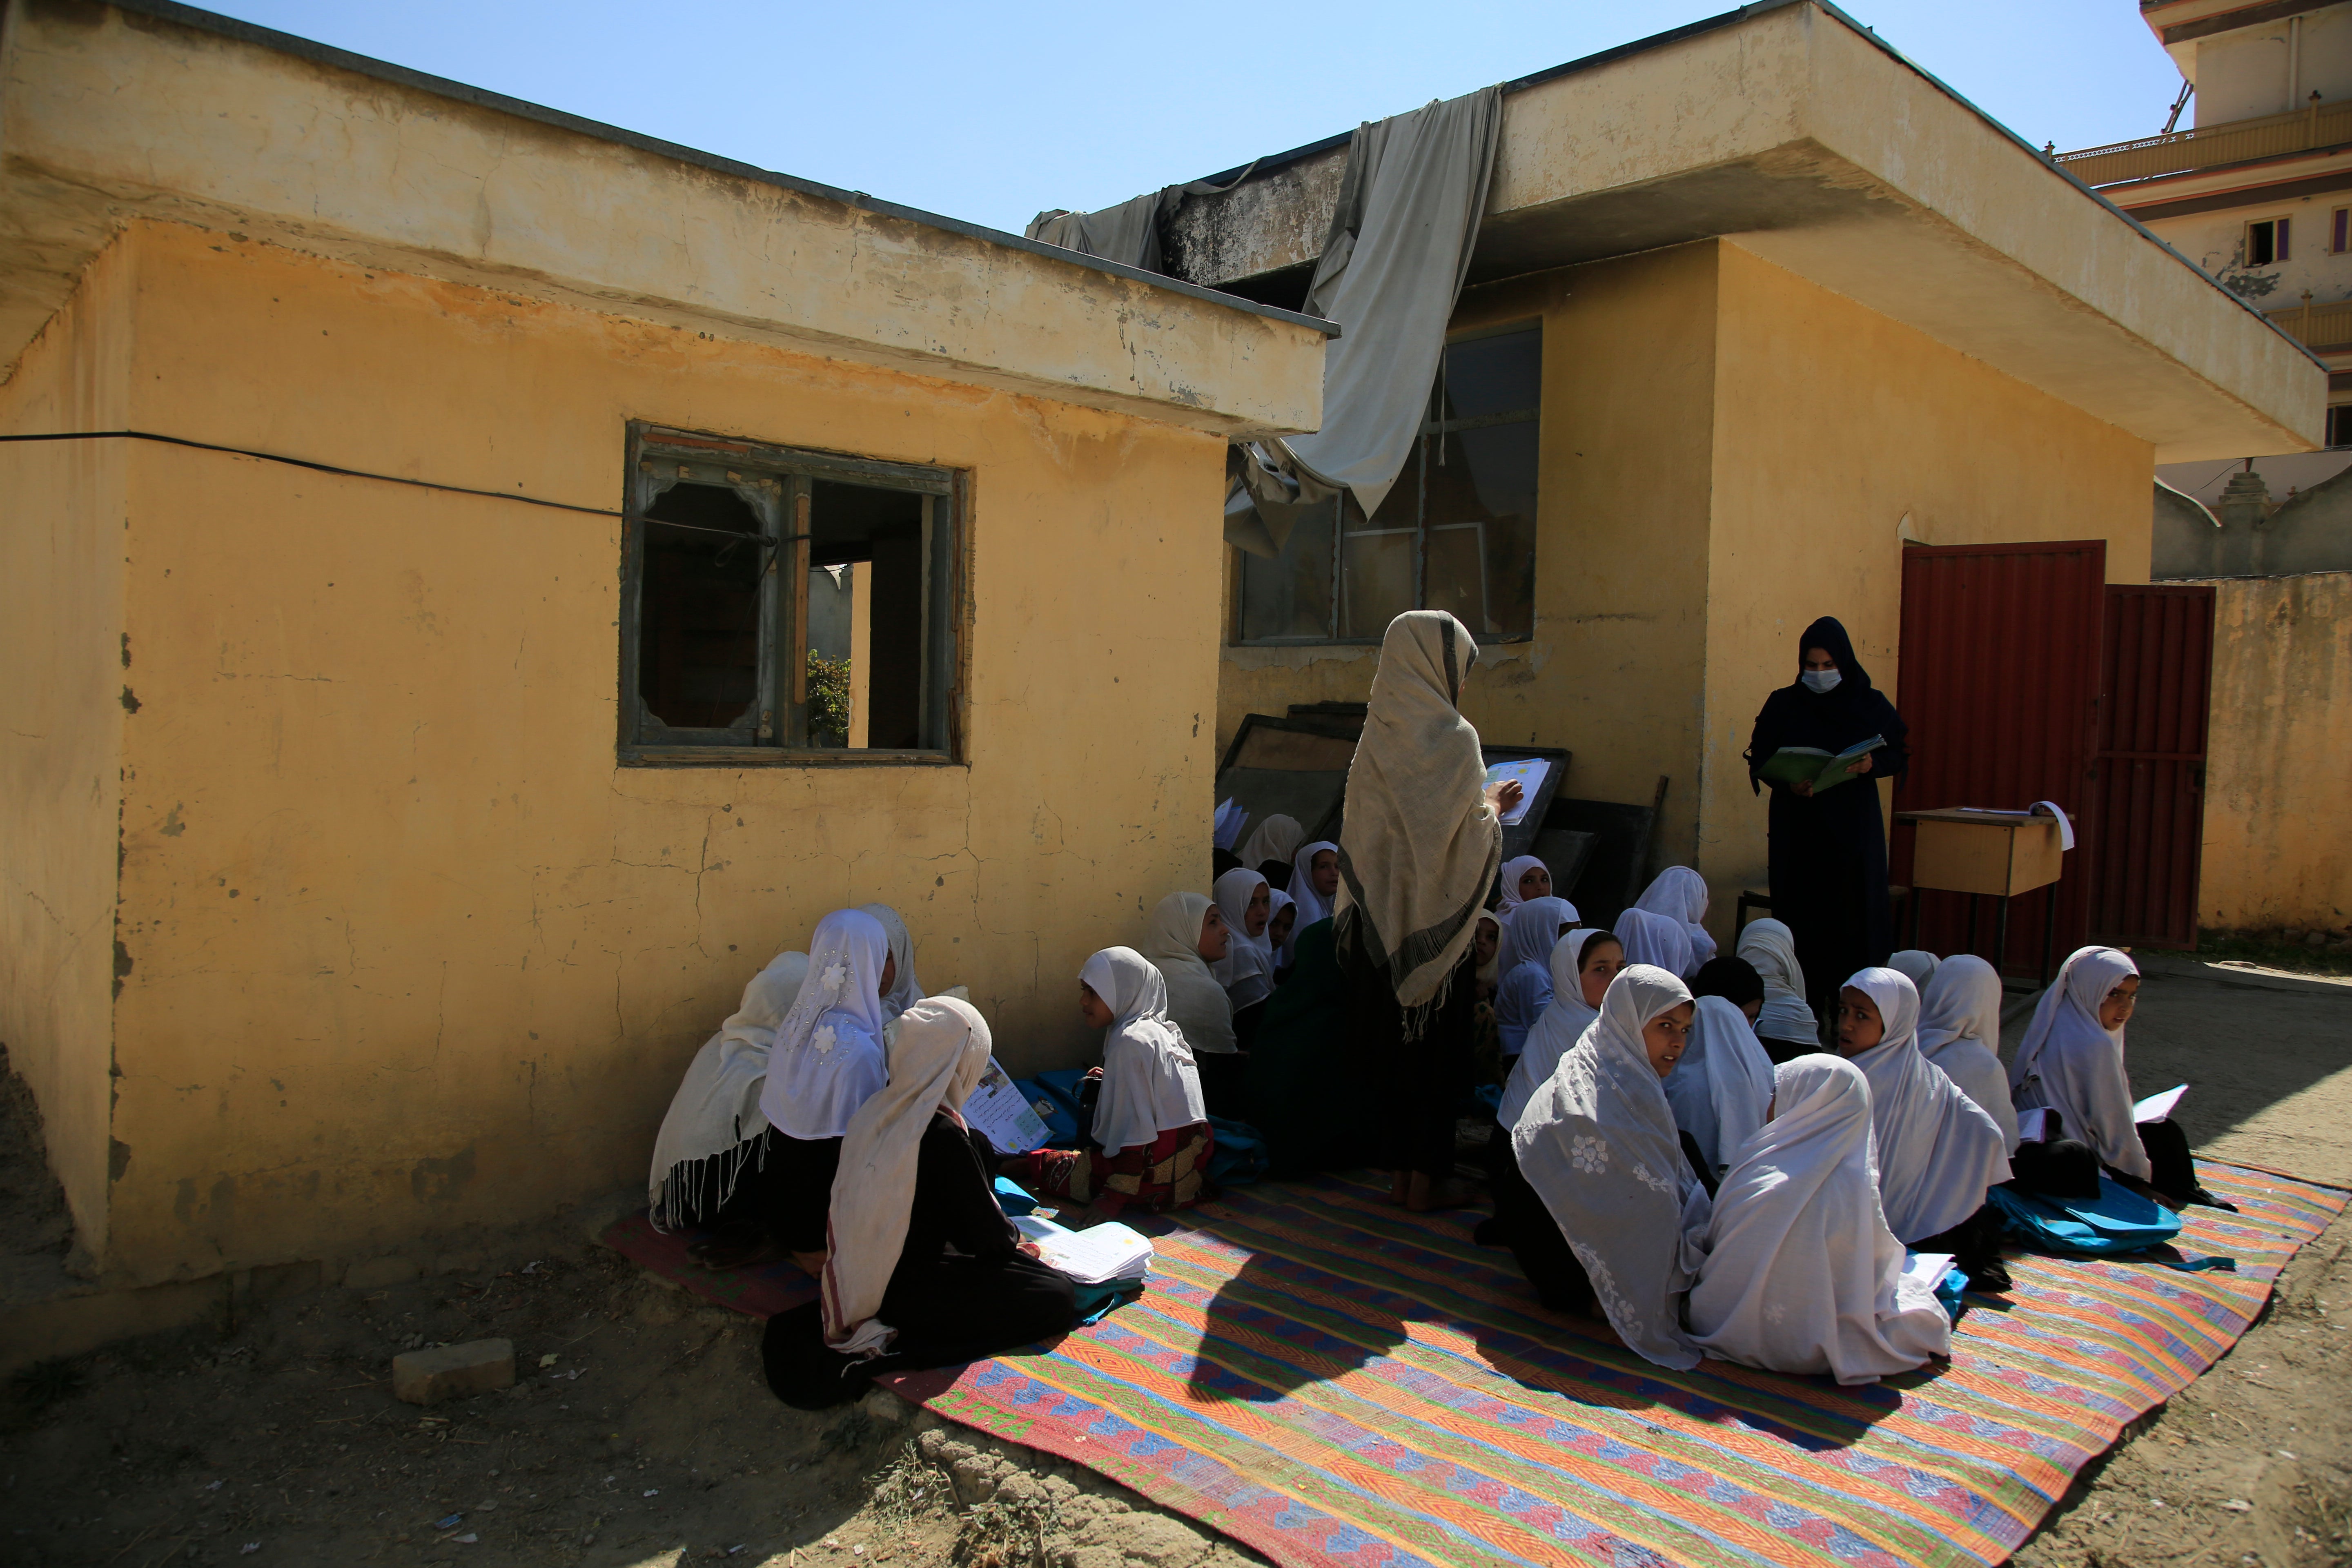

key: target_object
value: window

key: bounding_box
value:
[2328,404,2352,449]
[621,425,960,760]
[2248,216,2291,265]
[1237,323,1541,643]
[2334,207,2349,254]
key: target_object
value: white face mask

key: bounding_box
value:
[1801,669,1842,694]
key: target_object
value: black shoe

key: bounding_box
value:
[1966,1260,2013,1294]
[2189,1188,2239,1212]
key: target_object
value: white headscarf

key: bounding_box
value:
[759,909,892,1141]
[1210,868,1276,1011]
[1236,813,1305,874]
[1496,895,1577,1055]
[1690,1054,1953,1385]
[1498,929,1611,1129]
[1917,955,2019,1152]
[1512,964,1713,1370]
[2009,947,2148,1180]
[1887,950,1940,991]
[1664,996,1777,1179]
[1142,891,1238,1055]
[1473,911,1502,991]
[1334,612,1502,1022]
[1267,889,1300,971]
[1614,907,1694,980]
[1497,855,1550,913]
[857,904,926,1019]
[1287,840,1341,930]
[1081,947,1207,1157]
[1735,918,1815,1045]
[1842,967,2011,1243]
[1635,866,1717,967]
[647,950,809,1230]
[820,996,996,1358]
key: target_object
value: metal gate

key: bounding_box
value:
[1892,540,2108,973]
[2087,584,2216,949]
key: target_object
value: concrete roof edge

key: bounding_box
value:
[89,0,1340,339]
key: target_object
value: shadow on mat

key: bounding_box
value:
[1184,1253,1408,1402]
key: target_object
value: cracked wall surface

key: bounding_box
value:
[74,221,1229,1287]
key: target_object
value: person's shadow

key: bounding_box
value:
[1184,1250,1410,1403]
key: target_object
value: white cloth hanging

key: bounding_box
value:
[1634,867,1717,967]
[1209,868,1276,1012]
[1142,891,1238,1055]
[857,903,926,1019]
[1080,947,1208,1158]
[1614,907,1694,980]
[1917,954,2019,1152]
[1496,855,1549,913]
[1735,918,1816,1046]
[1887,950,1940,991]
[1497,929,1610,1129]
[1512,964,1713,1370]
[1664,996,1777,1179]
[1842,967,2012,1243]
[1689,1054,1953,1385]
[647,950,809,1230]
[1236,814,1305,875]
[759,909,893,1142]
[1287,840,1341,930]
[2009,947,2149,1180]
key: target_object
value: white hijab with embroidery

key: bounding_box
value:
[1690,1054,1953,1385]
[647,949,809,1230]
[1917,954,2019,1152]
[1735,918,1815,1045]
[1664,995,1777,1179]
[1497,929,1610,1129]
[2009,946,2148,1180]
[759,909,893,1141]
[1142,891,1237,1055]
[1635,866,1717,967]
[820,996,996,1358]
[1210,868,1276,1011]
[1843,967,2011,1243]
[1082,947,1207,1157]
[1512,964,1712,1370]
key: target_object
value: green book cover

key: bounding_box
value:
[1756,735,1886,793]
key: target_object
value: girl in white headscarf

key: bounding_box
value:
[1335,612,1514,1212]
[1614,907,1694,980]
[649,950,809,1234]
[1014,947,1213,1224]
[762,997,1076,1409]
[1838,968,2012,1290]
[1664,996,1776,1186]
[1494,896,1578,1060]
[755,908,898,1264]
[1887,950,1940,991]
[858,904,927,1019]
[1210,869,1277,1022]
[1496,855,1552,914]
[1478,929,1624,1254]
[1634,866,1718,967]
[1267,889,1300,976]
[1735,917,1817,1060]
[1510,965,1711,1367]
[1690,1054,1953,1385]
[1288,840,1342,929]
[1916,955,2019,1151]
[1142,890,1240,1113]
[1237,814,1305,884]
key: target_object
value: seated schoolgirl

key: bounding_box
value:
[1244,917,1377,1176]
[1837,969,2014,1291]
[1143,890,1241,1115]
[2009,946,2223,1210]
[1915,955,2019,1151]
[1663,994,1775,1191]
[1494,895,1578,1063]
[1888,949,1940,991]
[1480,929,1619,1249]
[1690,955,1765,1024]
[1735,917,1819,1062]
[1015,947,1214,1225]
[1236,813,1305,893]
[1287,840,1341,929]
[1509,964,1714,1369]
[763,997,1076,1408]
[1613,906,1695,980]
[649,949,808,1241]
[1633,866,1719,967]
[1689,1054,1953,1384]
[1496,855,1552,913]
[1266,891,1298,980]
[1210,868,1276,1046]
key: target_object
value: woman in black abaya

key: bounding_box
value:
[1745,617,1909,1025]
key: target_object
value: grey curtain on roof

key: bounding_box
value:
[1227,85,1502,559]
[1026,192,1171,273]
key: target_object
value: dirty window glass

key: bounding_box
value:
[637,483,768,733]
[1238,498,1336,641]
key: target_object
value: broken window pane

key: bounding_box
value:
[1425,420,1539,638]
[1339,471,1418,640]
[809,480,929,751]
[637,482,767,732]
[1238,497,1337,641]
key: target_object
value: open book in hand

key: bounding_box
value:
[1755,735,1886,794]
[1011,1214,1153,1285]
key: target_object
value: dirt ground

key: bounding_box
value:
[3,953,2348,1568]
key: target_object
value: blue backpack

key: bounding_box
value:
[1988,1174,2182,1256]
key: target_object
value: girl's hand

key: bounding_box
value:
[1086,1067,1104,1080]
[1017,1241,1043,1259]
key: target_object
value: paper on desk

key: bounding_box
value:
[2134,1083,2187,1124]
[1481,758,1550,827]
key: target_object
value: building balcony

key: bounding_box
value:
[2261,293,2352,353]
[2056,98,2352,187]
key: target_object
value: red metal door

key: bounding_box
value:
[2086,584,2215,949]
[1892,540,2107,974]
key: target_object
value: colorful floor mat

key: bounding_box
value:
[604,1162,2342,1568]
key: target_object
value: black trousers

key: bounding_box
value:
[731,1133,842,1253]
[762,1250,1076,1409]
[1350,961,1475,1180]
[2136,1118,2201,1207]
[1482,1122,1597,1315]
[1911,1202,2011,1290]
[1194,1050,1247,1119]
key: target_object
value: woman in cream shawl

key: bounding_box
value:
[1735,917,1817,1060]
[1336,611,1514,1211]
[1690,1054,1953,1384]
[761,997,1075,1408]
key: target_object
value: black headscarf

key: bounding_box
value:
[1744,616,1907,786]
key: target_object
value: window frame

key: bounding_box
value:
[618,422,965,767]
[2327,403,2352,450]
[2333,206,2349,255]
[1232,318,1543,648]
[2247,214,2291,266]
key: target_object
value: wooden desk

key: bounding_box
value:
[1895,808,2069,980]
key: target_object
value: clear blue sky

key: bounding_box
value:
[205,0,2183,237]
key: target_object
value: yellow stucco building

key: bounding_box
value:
[0,0,1327,1312]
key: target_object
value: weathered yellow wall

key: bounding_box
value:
[99,220,1228,1285]
[0,235,130,1264]
[1701,242,2155,950]
[2194,572,2352,932]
